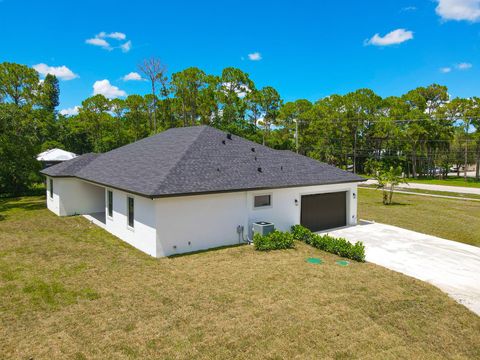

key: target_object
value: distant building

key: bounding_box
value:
[37,148,77,168]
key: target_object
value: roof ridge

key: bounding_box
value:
[150,126,210,195]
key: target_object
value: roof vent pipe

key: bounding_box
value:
[222,140,226,145]
[257,167,262,173]
[251,147,255,152]
[227,133,232,140]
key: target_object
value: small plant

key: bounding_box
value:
[253,230,295,251]
[374,166,407,205]
[291,225,365,262]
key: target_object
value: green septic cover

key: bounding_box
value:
[307,258,323,264]
[336,260,349,266]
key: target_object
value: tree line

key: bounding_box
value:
[1,60,479,195]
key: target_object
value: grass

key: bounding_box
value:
[1,196,479,359]
[359,188,480,247]
[407,176,480,188]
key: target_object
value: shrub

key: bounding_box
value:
[253,230,295,251]
[291,224,315,244]
[290,225,366,262]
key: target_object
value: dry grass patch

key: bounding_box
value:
[1,196,479,359]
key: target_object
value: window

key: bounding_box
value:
[49,179,53,199]
[254,194,271,208]
[107,190,113,218]
[127,196,134,228]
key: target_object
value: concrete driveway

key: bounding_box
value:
[323,222,480,316]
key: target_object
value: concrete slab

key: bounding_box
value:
[322,222,480,316]
[83,212,106,229]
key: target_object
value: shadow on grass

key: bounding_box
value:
[387,202,410,206]
[371,201,410,207]
[0,197,45,215]
[167,243,247,258]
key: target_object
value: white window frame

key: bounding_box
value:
[253,193,273,209]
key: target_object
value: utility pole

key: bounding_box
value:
[353,123,357,174]
[294,119,299,153]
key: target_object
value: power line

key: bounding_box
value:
[299,116,480,124]
[309,136,479,143]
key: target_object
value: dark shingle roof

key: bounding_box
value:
[41,153,99,177]
[42,126,364,197]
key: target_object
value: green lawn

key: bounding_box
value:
[359,188,480,246]
[407,176,480,188]
[1,196,479,359]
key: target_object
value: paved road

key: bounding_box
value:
[364,179,480,195]
[323,222,480,316]
[361,186,480,202]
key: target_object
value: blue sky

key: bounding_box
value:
[1,0,479,114]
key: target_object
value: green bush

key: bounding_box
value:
[290,225,365,262]
[291,224,315,244]
[253,230,295,251]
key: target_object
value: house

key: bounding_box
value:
[41,126,364,257]
[37,148,77,168]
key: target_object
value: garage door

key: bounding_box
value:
[300,192,347,232]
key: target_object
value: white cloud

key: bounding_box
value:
[60,106,80,116]
[221,82,251,98]
[440,62,473,73]
[456,62,473,70]
[248,52,262,61]
[98,31,126,40]
[401,6,417,11]
[86,32,129,51]
[86,37,111,50]
[93,79,127,99]
[436,0,480,22]
[120,40,132,53]
[365,29,414,46]
[33,63,79,80]
[122,72,143,81]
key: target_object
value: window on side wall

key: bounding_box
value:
[127,196,134,228]
[254,194,271,208]
[107,190,113,218]
[49,179,53,199]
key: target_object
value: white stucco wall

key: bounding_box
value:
[46,177,105,216]
[154,182,358,257]
[155,192,247,257]
[246,183,358,236]
[47,177,358,258]
[104,188,157,257]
